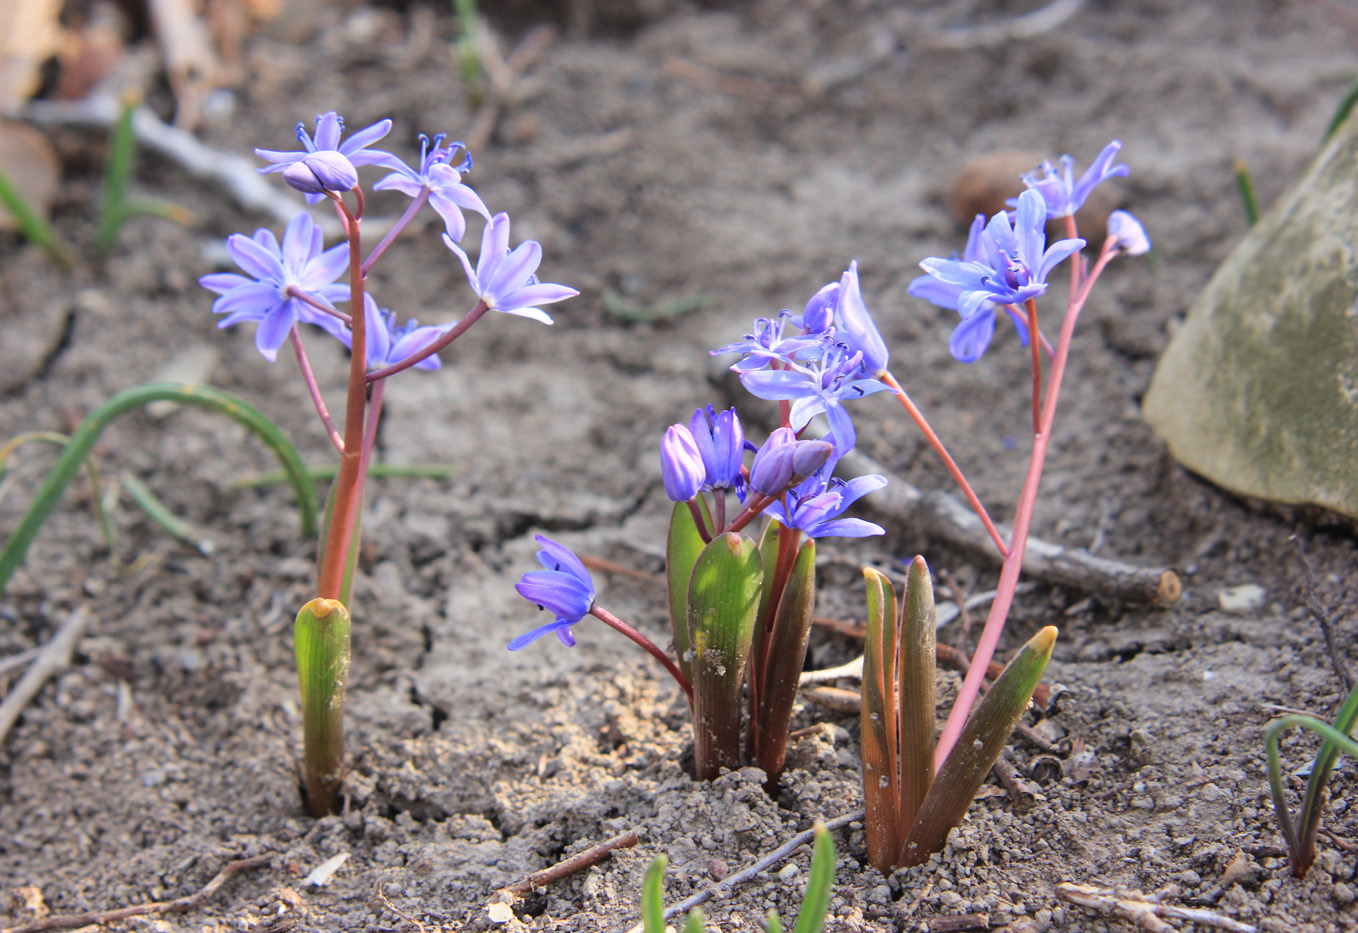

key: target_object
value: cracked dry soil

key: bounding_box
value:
[1,1,1357,930]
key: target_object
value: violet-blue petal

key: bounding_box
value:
[661,424,705,502]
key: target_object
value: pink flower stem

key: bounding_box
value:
[933,239,1118,771]
[289,326,344,453]
[317,196,368,601]
[590,604,694,706]
[362,191,430,276]
[881,371,1008,558]
[365,300,489,382]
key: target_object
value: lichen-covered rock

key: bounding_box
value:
[1143,114,1358,520]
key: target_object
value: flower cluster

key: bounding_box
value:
[200,111,577,366]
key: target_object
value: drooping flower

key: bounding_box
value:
[510,536,596,650]
[912,189,1085,363]
[443,213,578,323]
[739,338,890,453]
[1105,210,1151,257]
[660,423,706,502]
[765,468,887,539]
[689,406,745,492]
[255,112,398,204]
[1010,140,1129,219]
[711,310,821,372]
[337,294,445,372]
[198,212,350,361]
[373,134,490,242]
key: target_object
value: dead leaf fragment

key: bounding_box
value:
[0,119,60,232]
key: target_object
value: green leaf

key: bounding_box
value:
[901,625,1056,866]
[689,532,763,779]
[0,162,71,269]
[766,911,783,933]
[1267,679,1358,877]
[896,556,936,839]
[790,824,836,933]
[0,383,318,597]
[640,855,667,933]
[860,568,899,874]
[667,499,712,684]
[97,93,138,255]
[295,597,351,816]
[752,535,816,783]
[683,909,707,933]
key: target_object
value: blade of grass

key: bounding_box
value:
[121,472,212,555]
[0,383,318,596]
[97,93,138,255]
[0,163,71,269]
[640,856,667,933]
[790,824,835,933]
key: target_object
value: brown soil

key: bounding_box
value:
[1,1,1356,931]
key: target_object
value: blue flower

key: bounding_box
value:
[913,189,1085,363]
[711,310,820,372]
[1010,140,1129,219]
[765,468,887,539]
[689,406,745,492]
[511,536,596,650]
[660,423,705,502]
[198,212,350,361]
[1106,210,1151,257]
[255,112,398,204]
[337,294,445,372]
[373,134,490,242]
[831,261,889,377]
[748,427,833,497]
[739,339,890,453]
[443,213,578,323]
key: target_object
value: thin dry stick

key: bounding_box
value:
[926,0,1086,49]
[1056,882,1258,933]
[620,811,863,933]
[1291,536,1351,691]
[0,854,272,933]
[831,441,1181,607]
[374,883,426,933]
[502,831,640,897]
[0,607,90,745]
[465,24,557,154]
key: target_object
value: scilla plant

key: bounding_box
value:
[199,112,576,815]
[509,142,1149,866]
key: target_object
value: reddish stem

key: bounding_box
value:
[881,372,1008,558]
[289,326,344,453]
[1026,298,1042,434]
[933,241,1117,770]
[590,604,693,706]
[366,300,490,382]
[317,197,367,601]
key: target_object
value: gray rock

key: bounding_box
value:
[1144,114,1358,520]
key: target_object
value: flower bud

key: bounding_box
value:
[1106,210,1151,257]
[791,439,834,479]
[690,406,745,490]
[660,424,705,502]
[282,151,358,196]
[749,427,797,496]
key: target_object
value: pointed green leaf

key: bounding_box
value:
[860,568,899,874]
[766,910,783,933]
[640,855,667,933]
[790,824,836,933]
[901,626,1056,866]
[753,536,816,783]
[684,909,707,933]
[667,499,712,683]
[689,532,763,779]
[295,597,351,816]
[897,556,936,838]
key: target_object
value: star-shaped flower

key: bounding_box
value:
[510,536,596,650]
[1010,140,1129,219]
[255,112,398,204]
[198,212,350,361]
[336,294,445,372]
[373,134,490,242]
[443,213,578,323]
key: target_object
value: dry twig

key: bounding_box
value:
[0,854,272,933]
[1056,882,1257,933]
[619,811,862,933]
[926,0,1086,49]
[0,607,90,745]
[502,831,640,897]
[465,24,557,154]
[833,442,1181,607]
